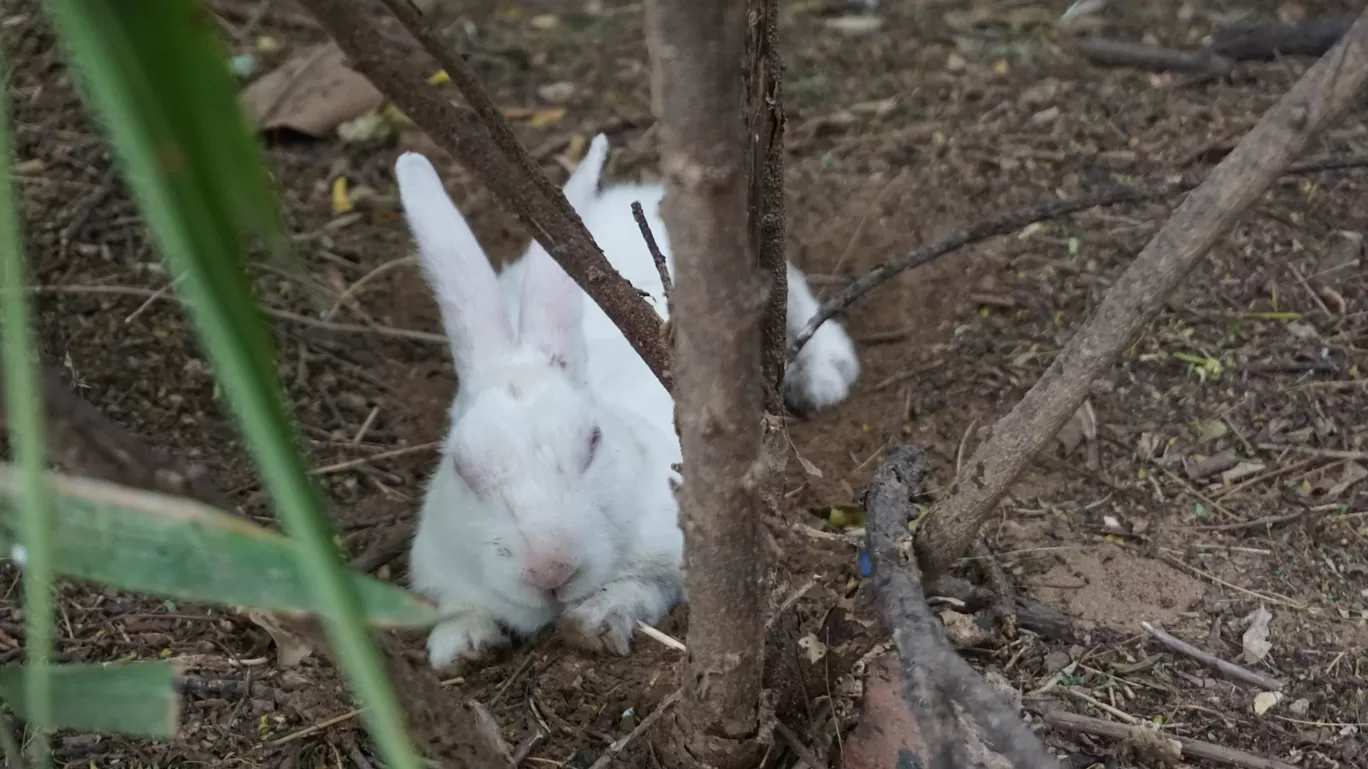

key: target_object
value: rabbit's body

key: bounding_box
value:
[398,136,860,669]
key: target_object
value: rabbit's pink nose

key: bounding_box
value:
[523,554,576,591]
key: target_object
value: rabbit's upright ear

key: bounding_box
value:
[396,152,515,377]
[517,135,610,377]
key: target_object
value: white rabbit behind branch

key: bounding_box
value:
[396,134,860,669]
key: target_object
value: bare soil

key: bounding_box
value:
[2,0,1367,767]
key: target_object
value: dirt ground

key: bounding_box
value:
[3,0,1368,767]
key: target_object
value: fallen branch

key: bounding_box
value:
[913,10,1368,581]
[1210,15,1355,61]
[1075,37,1235,75]
[292,0,672,391]
[863,445,1059,769]
[1140,621,1286,691]
[1038,708,1298,769]
[789,151,1368,360]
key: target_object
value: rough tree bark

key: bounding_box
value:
[746,0,787,406]
[915,7,1368,580]
[644,0,767,766]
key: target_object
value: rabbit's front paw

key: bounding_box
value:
[784,320,860,414]
[558,578,677,656]
[427,613,508,670]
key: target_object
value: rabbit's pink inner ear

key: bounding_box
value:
[395,152,515,374]
[518,248,586,374]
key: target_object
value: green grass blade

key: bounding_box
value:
[0,468,438,627]
[0,44,55,768]
[40,2,422,767]
[0,662,180,739]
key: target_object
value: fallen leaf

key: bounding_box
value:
[796,452,823,478]
[246,610,314,667]
[427,69,450,85]
[1241,605,1273,664]
[1253,690,1282,715]
[239,42,384,136]
[798,633,827,664]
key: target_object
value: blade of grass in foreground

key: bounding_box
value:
[0,468,439,627]
[0,662,181,739]
[0,46,55,767]
[40,2,422,767]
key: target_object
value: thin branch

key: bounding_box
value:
[912,10,1368,581]
[585,689,682,769]
[1140,621,1286,691]
[1210,14,1355,61]
[863,445,1059,769]
[1039,709,1298,769]
[789,152,1368,360]
[1075,37,1235,75]
[293,0,673,390]
[631,201,672,298]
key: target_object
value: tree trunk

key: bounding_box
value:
[644,0,767,766]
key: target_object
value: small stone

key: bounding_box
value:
[1289,698,1311,716]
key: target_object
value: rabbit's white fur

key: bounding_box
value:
[397,134,860,669]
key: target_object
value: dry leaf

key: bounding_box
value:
[1253,690,1282,715]
[1241,605,1273,664]
[1054,399,1097,457]
[247,610,314,667]
[239,42,384,136]
[798,633,828,664]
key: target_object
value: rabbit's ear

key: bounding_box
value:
[517,135,609,377]
[396,152,515,376]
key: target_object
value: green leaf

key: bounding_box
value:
[0,41,57,763]
[0,468,438,628]
[0,662,180,739]
[38,3,422,763]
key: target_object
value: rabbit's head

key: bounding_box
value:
[396,136,628,610]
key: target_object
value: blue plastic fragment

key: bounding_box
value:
[857,549,872,577]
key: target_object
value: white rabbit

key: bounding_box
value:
[396,134,860,670]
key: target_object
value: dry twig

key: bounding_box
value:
[1075,37,1235,75]
[1140,621,1286,691]
[1040,708,1298,769]
[909,12,1368,580]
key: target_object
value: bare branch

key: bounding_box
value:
[292,0,673,390]
[914,9,1368,581]
[1211,14,1355,61]
[1140,621,1286,691]
[789,152,1368,361]
[631,201,672,299]
[863,445,1059,769]
[1039,709,1298,769]
[1074,37,1235,75]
